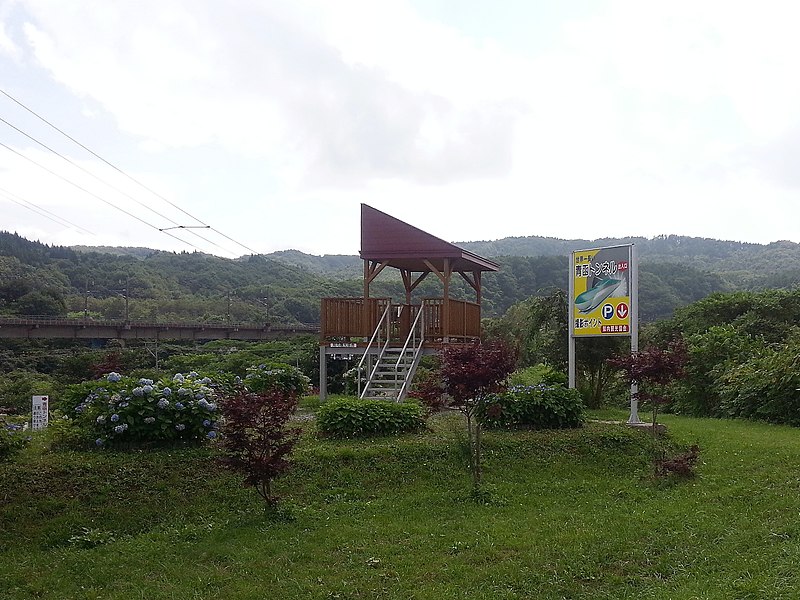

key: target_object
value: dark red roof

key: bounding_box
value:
[359,204,499,273]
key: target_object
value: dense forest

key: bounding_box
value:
[2,230,800,422]
[2,230,799,325]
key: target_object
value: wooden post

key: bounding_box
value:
[442,258,450,341]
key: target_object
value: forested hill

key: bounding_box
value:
[1,230,798,324]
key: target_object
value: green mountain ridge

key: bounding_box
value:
[1,230,798,324]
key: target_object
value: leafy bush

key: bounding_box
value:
[60,372,220,448]
[481,384,584,430]
[408,366,447,412]
[244,363,310,396]
[654,445,700,480]
[316,398,425,438]
[717,333,800,425]
[219,388,301,507]
[0,415,30,460]
[508,364,568,388]
[669,325,762,417]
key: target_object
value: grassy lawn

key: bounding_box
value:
[2,409,800,599]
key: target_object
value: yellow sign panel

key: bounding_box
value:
[571,245,632,337]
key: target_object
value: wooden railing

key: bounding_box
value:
[422,298,481,340]
[321,297,480,342]
[320,297,390,338]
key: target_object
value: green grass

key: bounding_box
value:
[2,411,800,598]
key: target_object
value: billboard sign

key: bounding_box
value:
[570,245,633,337]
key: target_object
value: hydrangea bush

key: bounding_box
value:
[0,415,31,460]
[244,363,310,396]
[66,372,220,448]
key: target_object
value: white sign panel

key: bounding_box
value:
[32,395,49,430]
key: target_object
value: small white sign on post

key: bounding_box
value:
[32,395,49,430]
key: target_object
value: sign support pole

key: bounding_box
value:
[627,244,641,424]
[568,251,576,389]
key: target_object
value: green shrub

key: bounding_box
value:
[245,363,311,396]
[58,372,220,449]
[316,398,426,438]
[717,334,800,425]
[481,384,584,430]
[508,364,568,388]
[0,415,31,460]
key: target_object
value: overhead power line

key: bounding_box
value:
[0,186,96,235]
[0,115,239,257]
[0,141,204,251]
[1,88,259,255]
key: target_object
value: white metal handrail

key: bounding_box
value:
[357,301,392,398]
[395,308,425,400]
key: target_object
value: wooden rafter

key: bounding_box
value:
[423,259,451,284]
[366,259,390,284]
[458,270,481,294]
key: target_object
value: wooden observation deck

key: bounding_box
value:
[318,204,499,400]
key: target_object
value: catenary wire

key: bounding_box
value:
[0,115,239,257]
[1,88,259,255]
[0,186,96,235]
[0,141,204,251]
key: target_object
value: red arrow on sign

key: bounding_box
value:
[616,302,629,319]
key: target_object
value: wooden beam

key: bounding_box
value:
[366,259,390,284]
[458,271,479,293]
[423,259,447,283]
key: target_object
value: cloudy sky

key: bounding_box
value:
[1,0,799,258]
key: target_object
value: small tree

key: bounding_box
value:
[440,340,517,490]
[608,337,688,432]
[219,388,301,507]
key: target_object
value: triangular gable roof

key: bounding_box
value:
[359,204,499,273]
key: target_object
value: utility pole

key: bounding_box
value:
[84,277,93,318]
[124,275,130,323]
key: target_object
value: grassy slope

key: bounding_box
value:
[1,412,799,599]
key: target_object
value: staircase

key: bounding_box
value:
[360,346,420,401]
[358,305,425,402]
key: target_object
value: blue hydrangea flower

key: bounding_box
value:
[178,387,191,397]
[175,402,185,410]
[175,423,186,431]
[206,430,217,439]
[144,417,156,424]
[110,413,120,422]
[139,378,154,386]
[95,438,104,446]
[119,402,129,408]
[132,387,144,397]
[157,398,169,409]
[197,399,209,409]
[142,385,154,394]
[113,424,127,434]
[107,372,122,382]
[203,419,211,427]
[172,373,185,384]
[96,415,106,424]
[188,371,199,378]
[162,387,172,396]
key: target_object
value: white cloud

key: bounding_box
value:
[2,0,800,255]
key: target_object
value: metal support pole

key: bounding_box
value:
[568,252,576,388]
[319,346,327,402]
[628,244,641,424]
